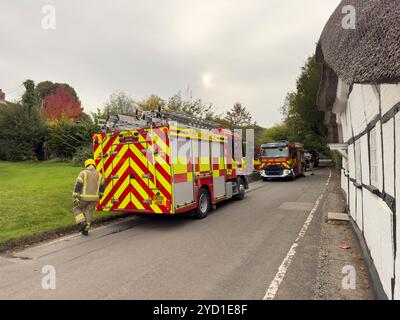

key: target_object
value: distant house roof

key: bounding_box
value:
[316,0,400,85]
[316,0,400,143]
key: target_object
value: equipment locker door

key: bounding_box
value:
[212,141,226,199]
[108,143,136,210]
[128,141,157,212]
[171,135,195,209]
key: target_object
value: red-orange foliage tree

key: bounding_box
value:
[41,87,82,121]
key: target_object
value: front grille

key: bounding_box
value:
[265,170,283,176]
[265,164,284,171]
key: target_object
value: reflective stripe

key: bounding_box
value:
[80,194,99,199]
[83,171,87,195]
[75,213,85,223]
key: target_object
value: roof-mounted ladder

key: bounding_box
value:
[99,108,218,131]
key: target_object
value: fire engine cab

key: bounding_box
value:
[258,141,305,181]
[92,110,249,219]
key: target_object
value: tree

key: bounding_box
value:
[0,102,47,161]
[41,86,82,121]
[103,91,137,116]
[21,80,38,110]
[35,81,57,101]
[36,81,80,102]
[259,124,289,144]
[138,94,165,111]
[224,102,256,128]
[166,92,215,119]
[281,55,328,154]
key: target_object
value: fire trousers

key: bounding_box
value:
[73,200,97,227]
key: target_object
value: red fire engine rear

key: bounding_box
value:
[93,113,249,218]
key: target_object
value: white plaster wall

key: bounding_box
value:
[335,82,400,298]
[362,85,380,124]
[348,85,379,136]
[360,134,370,185]
[383,119,395,197]
[348,144,355,180]
[349,184,356,221]
[395,113,400,299]
[381,84,400,114]
[340,110,350,142]
[356,188,363,230]
[375,122,384,192]
[362,190,394,296]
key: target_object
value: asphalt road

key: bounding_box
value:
[0,167,330,299]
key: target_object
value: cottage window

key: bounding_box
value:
[369,128,378,186]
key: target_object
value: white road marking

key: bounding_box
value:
[263,168,332,300]
[14,216,138,253]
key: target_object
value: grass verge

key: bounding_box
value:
[0,161,125,252]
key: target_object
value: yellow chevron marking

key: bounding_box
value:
[131,178,148,201]
[130,143,170,212]
[118,190,131,209]
[113,161,130,200]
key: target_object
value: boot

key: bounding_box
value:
[78,222,87,234]
[81,223,90,236]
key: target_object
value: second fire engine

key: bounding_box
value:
[257,141,305,181]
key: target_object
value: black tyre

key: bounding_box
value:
[194,188,211,219]
[262,177,269,182]
[234,178,246,200]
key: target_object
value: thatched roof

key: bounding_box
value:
[316,0,400,143]
[316,0,400,85]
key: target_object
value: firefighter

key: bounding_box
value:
[304,151,315,176]
[72,159,105,236]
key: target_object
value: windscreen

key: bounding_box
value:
[261,147,289,158]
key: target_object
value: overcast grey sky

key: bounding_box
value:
[0,0,341,127]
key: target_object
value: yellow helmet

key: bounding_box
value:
[84,159,96,168]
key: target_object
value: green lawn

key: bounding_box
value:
[0,161,118,245]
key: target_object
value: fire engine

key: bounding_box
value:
[92,109,249,219]
[257,141,305,181]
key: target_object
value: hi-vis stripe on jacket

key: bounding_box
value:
[73,167,105,202]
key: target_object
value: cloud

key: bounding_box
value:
[0,0,341,127]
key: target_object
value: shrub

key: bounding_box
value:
[72,145,93,167]
[330,150,343,171]
[0,103,47,161]
[47,117,98,160]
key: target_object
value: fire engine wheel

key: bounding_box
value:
[194,188,211,219]
[234,179,246,200]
